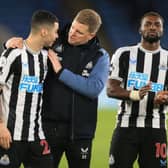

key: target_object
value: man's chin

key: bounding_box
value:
[144,36,161,43]
[148,39,160,43]
[68,40,78,46]
[68,39,74,44]
[46,43,53,47]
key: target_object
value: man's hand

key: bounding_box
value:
[6,37,23,49]
[129,82,151,101]
[154,91,168,105]
[0,123,12,149]
[139,82,151,99]
[48,49,62,73]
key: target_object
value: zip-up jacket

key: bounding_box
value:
[42,25,109,139]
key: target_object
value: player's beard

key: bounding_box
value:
[142,33,162,43]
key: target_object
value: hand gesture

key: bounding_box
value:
[139,82,151,99]
[154,91,168,105]
[0,123,12,149]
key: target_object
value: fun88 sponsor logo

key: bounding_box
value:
[19,75,43,93]
[127,72,164,92]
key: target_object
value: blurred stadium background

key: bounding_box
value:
[0,1,168,167]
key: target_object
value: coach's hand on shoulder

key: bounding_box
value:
[48,49,62,73]
[0,122,12,149]
[6,37,23,49]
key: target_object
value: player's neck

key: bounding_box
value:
[25,35,43,53]
[141,40,160,51]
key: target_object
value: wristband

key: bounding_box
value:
[129,90,140,101]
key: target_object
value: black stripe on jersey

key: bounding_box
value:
[158,105,165,128]
[136,48,145,72]
[149,52,160,82]
[34,94,42,139]
[119,51,130,80]
[2,48,14,58]
[39,52,44,82]
[34,52,44,139]
[5,56,21,83]
[7,56,22,136]
[145,52,160,127]
[118,51,130,125]
[129,49,145,126]
[165,57,168,89]
[118,100,126,126]
[159,53,168,128]
[21,51,34,140]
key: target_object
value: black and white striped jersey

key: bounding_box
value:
[0,44,48,141]
[109,43,168,129]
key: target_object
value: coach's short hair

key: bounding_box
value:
[74,9,102,34]
[140,11,164,25]
[31,10,58,33]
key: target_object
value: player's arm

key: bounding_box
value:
[4,37,23,49]
[108,47,151,101]
[0,49,16,149]
[107,79,151,101]
[0,86,12,149]
[107,79,130,100]
[5,37,56,50]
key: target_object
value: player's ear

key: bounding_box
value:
[139,21,142,34]
[41,28,48,37]
[139,28,142,35]
[88,33,95,41]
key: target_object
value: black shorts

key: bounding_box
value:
[109,127,167,168]
[43,122,92,168]
[0,140,54,168]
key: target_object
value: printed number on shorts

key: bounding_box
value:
[155,143,167,159]
[40,140,51,155]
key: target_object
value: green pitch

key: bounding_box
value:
[20,109,168,168]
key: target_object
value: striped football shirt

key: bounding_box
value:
[0,44,48,141]
[109,43,168,129]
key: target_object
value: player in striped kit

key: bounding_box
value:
[107,12,167,168]
[0,10,58,168]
